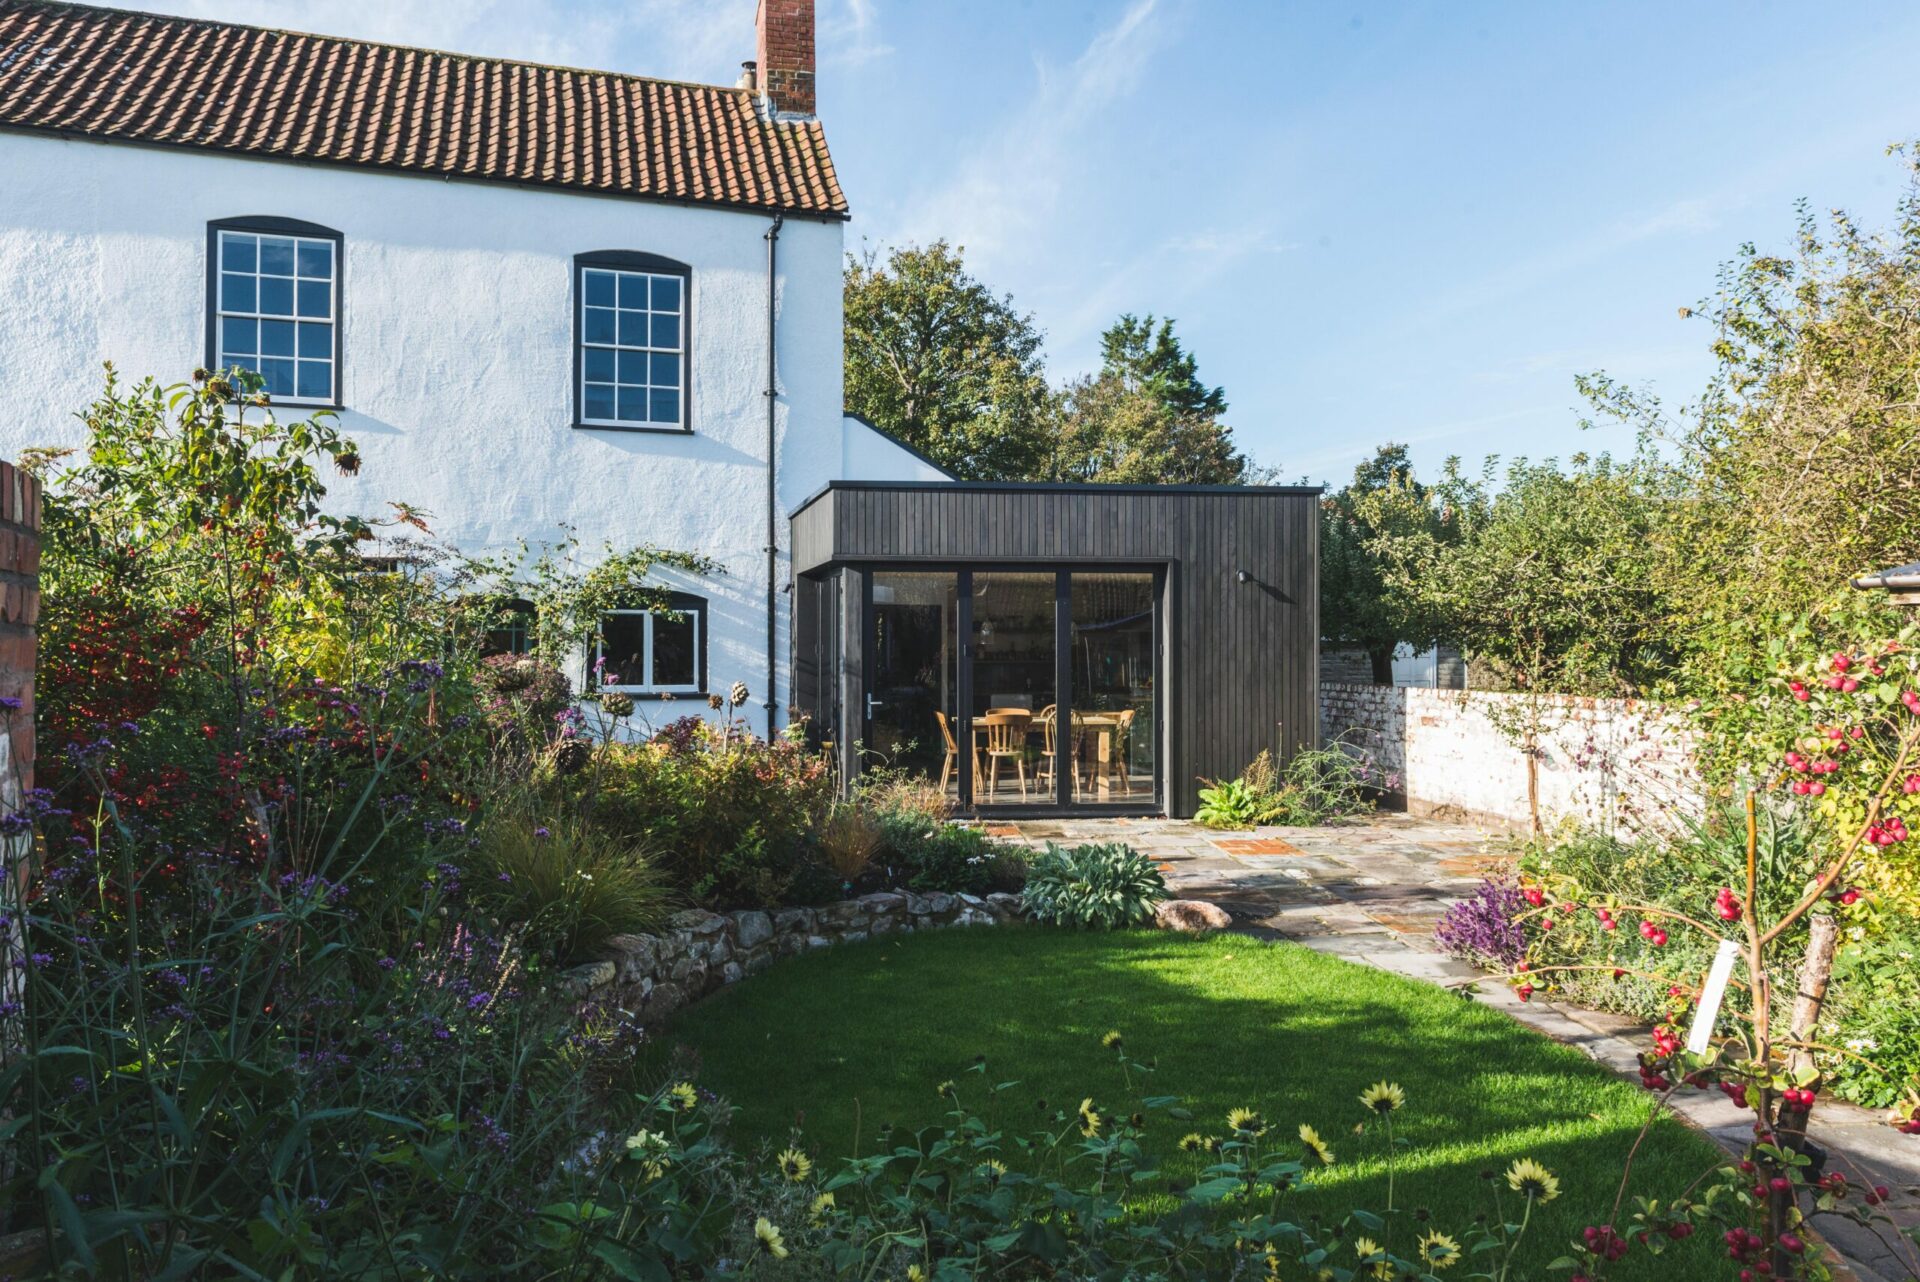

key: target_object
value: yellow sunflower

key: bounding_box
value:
[1178,1132,1217,1153]
[977,1158,1009,1184]
[1359,1081,1405,1115]
[1298,1123,1335,1165]
[1226,1106,1269,1137]
[1078,1097,1103,1138]
[1419,1230,1462,1270]
[666,1082,698,1113]
[622,1129,671,1179]
[1505,1157,1561,1203]
[809,1192,836,1223]
[775,1147,812,1182]
[1100,1029,1125,1050]
[936,1079,957,1099]
[753,1216,788,1260]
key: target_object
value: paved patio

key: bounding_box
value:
[994,814,1920,1282]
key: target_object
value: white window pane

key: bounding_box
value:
[616,350,647,384]
[296,279,330,319]
[260,358,295,395]
[260,320,296,356]
[650,314,679,349]
[618,310,648,346]
[618,272,648,307]
[649,388,680,425]
[651,275,681,312]
[297,322,330,358]
[584,270,616,307]
[584,307,616,344]
[653,612,696,687]
[221,233,257,272]
[583,383,615,420]
[583,349,615,382]
[296,240,332,279]
[221,273,256,313]
[296,360,331,400]
[599,614,647,686]
[616,386,646,422]
[259,277,294,316]
[651,353,679,387]
[259,237,296,276]
[222,317,257,356]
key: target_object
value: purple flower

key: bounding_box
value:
[378,957,398,970]
[466,993,490,1010]
[0,697,22,711]
[533,827,551,840]
[1435,874,1529,968]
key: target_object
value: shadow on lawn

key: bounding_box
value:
[650,926,1726,1278]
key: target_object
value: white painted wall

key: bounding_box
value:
[1320,682,1699,834]
[840,415,950,483]
[0,130,920,728]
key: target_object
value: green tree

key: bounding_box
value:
[1048,314,1259,484]
[1376,453,1675,830]
[1319,444,1446,683]
[842,241,1053,479]
[1579,144,1920,697]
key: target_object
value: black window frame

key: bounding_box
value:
[205,215,345,410]
[572,250,693,434]
[590,591,708,698]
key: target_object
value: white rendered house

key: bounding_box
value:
[0,0,945,735]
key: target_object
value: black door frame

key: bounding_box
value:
[858,561,1165,817]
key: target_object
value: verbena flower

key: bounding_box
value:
[1505,1157,1560,1202]
[1359,1081,1405,1115]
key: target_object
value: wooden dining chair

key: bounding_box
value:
[1035,706,1079,799]
[980,710,1031,799]
[934,709,969,794]
[1108,707,1137,796]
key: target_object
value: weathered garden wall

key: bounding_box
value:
[564,889,1024,1022]
[1321,682,1697,833]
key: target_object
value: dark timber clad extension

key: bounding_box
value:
[789,480,1322,818]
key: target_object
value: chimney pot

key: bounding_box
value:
[754,0,816,117]
[737,60,758,93]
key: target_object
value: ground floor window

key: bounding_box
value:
[594,595,705,694]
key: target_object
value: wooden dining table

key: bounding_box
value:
[966,711,1127,799]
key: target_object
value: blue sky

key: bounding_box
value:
[131,0,1920,486]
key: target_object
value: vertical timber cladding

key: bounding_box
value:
[789,481,1322,817]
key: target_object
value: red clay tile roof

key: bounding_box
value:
[0,0,848,218]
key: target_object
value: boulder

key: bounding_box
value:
[734,910,774,950]
[669,909,729,937]
[772,906,816,935]
[1154,899,1233,933]
[984,892,1024,921]
[856,891,908,916]
[606,933,659,979]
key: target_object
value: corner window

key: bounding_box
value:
[207,217,341,405]
[575,251,689,431]
[593,595,705,694]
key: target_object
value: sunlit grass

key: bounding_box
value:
[652,925,1726,1279]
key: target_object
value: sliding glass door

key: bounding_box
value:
[864,567,1158,812]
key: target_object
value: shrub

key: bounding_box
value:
[470,809,671,964]
[1196,746,1378,830]
[1020,840,1167,928]
[873,811,1006,893]
[474,652,575,751]
[1194,776,1272,829]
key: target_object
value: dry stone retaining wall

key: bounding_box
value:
[563,889,1025,1021]
[1321,682,1697,833]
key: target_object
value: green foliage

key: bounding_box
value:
[1020,841,1167,927]
[1047,314,1262,484]
[842,240,1053,480]
[1320,444,1450,680]
[869,810,1023,894]
[469,808,671,964]
[587,731,836,908]
[1196,747,1378,829]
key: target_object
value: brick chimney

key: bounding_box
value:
[754,0,815,118]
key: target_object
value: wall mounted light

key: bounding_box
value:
[1235,570,1251,584]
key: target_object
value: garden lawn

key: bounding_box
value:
[653,925,1729,1279]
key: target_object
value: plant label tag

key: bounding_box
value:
[1687,939,1742,1056]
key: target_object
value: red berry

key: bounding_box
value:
[1516,984,1534,1002]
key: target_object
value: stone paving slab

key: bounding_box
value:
[1000,813,1920,1282]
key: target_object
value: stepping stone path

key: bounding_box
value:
[1000,813,1920,1282]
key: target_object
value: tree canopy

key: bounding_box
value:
[842,241,1053,480]
[1319,444,1447,683]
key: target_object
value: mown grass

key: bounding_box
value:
[650,925,1727,1279]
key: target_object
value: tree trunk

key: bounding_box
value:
[1525,730,1542,837]
[1369,647,1395,686]
[1787,915,1840,1076]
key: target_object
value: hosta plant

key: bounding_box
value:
[1020,840,1167,928]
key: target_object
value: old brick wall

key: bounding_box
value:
[0,461,38,796]
[1321,682,1696,833]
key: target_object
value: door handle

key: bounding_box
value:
[866,693,885,717]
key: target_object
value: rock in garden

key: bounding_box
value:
[1155,899,1233,932]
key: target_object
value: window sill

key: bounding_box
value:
[572,421,694,436]
[593,689,708,701]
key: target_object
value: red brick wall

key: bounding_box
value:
[755,0,816,117]
[0,461,40,793]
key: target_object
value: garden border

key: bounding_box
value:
[561,889,1028,1021]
